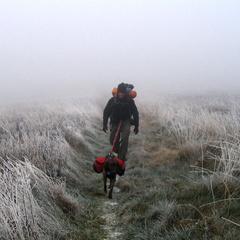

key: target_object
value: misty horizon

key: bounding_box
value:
[1,0,240,103]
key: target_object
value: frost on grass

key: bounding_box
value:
[117,94,240,240]
[1,94,240,239]
[0,157,73,240]
[0,99,102,239]
[101,198,123,240]
[0,99,101,178]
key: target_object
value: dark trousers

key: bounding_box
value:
[110,119,131,160]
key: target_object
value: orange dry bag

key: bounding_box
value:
[128,90,137,98]
[112,87,118,96]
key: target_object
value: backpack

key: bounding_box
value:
[112,83,137,98]
[93,157,105,173]
[93,156,125,176]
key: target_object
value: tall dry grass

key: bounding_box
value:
[117,93,240,240]
[151,94,240,163]
[1,93,240,239]
[0,99,105,239]
[0,99,102,177]
[0,157,75,239]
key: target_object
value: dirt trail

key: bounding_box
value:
[98,184,123,240]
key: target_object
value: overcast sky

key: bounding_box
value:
[1,0,240,103]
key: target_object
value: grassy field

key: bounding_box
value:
[0,93,240,239]
[115,94,240,240]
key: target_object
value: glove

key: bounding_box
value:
[134,126,139,135]
[103,124,108,133]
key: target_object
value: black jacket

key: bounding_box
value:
[103,96,139,127]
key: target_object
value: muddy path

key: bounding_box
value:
[73,128,128,239]
[88,174,124,240]
[71,173,125,240]
[74,159,125,239]
[99,186,123,240]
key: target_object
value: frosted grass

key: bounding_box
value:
[0,157,68,240]
[146,94,240,174]
[0,99,102,176]
[1,94,240,239]
[0,98,102,239]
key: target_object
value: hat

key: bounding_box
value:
[117,83,127,94]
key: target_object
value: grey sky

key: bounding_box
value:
[1,0,240,102]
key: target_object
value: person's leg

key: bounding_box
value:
[118,120,131,161]
[110,122,120,154]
